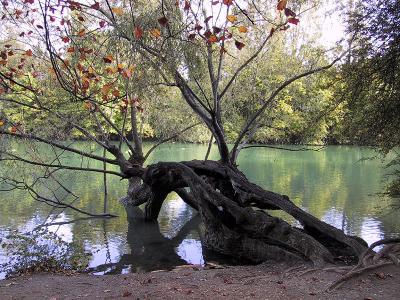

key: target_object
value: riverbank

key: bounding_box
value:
[1,262,399,300]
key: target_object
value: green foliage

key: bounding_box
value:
[0,228,91,278]
[340,0,400,197]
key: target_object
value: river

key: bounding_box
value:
[0,142,399,278]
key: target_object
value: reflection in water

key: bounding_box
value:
[90,206,202,274]
[1,143,400,278]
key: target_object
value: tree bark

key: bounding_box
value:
[121,160,368,267]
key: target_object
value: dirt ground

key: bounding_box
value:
[1,262,399,300]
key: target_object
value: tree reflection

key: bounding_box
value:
[90,207,201,274]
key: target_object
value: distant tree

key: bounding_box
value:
[341,0,400,196]
[0,0,368,265]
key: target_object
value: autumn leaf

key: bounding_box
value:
[105,67,116,74]
[226,15,237,23]
[25,49,33,56]
[91,2,100,10]
[112,89,120,97]
[117,63,124,72]
[223,0,233,5]
[81,78,90,90]
[158,17,168,27]
[235,40,245,50]
[103,55,113,63]
[134,26,143,39]
[150,28,161,38]
[10,126,17,133]
[238,26,248,33]
[122,68,132,79]
[84,101,93,110]
[78,29,85,37]
[99,20,106,28]
[288,18,299,25]
[101,83,112,95]
[277,0,287,11]
[184,1,190,11]
[24,0,34,4]
[61,36,70,43]
[284,8,296,17]
[112,7,124,16]
[0,120,4,127]
[208,34,218,43]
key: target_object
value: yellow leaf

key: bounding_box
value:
[112,7,124,16]
[0,120,4,127]
[238,26,248,33]
[150,28,161,38]
[226,15,237,23]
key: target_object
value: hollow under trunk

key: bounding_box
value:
[123,160,368,267]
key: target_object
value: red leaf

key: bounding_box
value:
[234,40,245,50]
[25,49,33,56]
[91,2,100,10]
[213,26,222,34]
[277,0,287,11]
[103,55,113,63]
[61,36,70,43]
[188,33,196,40]
[184,1,190,11]
[203,30,212,38]
[288,18,299,25]
[158,17,168,27]
[99,20,106,28]
[284,8,296,17]
[134,26,143,39]
[24,0,34,4]
[223,0,233,5]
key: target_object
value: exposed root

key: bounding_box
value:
[326,238,400,291]
[327,262,393,291]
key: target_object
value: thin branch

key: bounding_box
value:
[143,122,201,162]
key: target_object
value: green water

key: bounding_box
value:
[0,141,399,278]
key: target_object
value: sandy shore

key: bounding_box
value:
[1,262,399,299]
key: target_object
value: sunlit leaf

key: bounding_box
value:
[112,7,124,16]
[238,26,248,33]
[78,29,85,37]
[150,28,161,38]
[226,15,237,23]
[25,49,33,56]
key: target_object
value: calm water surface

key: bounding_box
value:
[0,142,399,278]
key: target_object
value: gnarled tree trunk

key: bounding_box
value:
[123,159,367,267]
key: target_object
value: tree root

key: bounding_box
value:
[326,238,400,291]
[327,262,393,291]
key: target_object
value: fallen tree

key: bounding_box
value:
[0,0,368,266]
